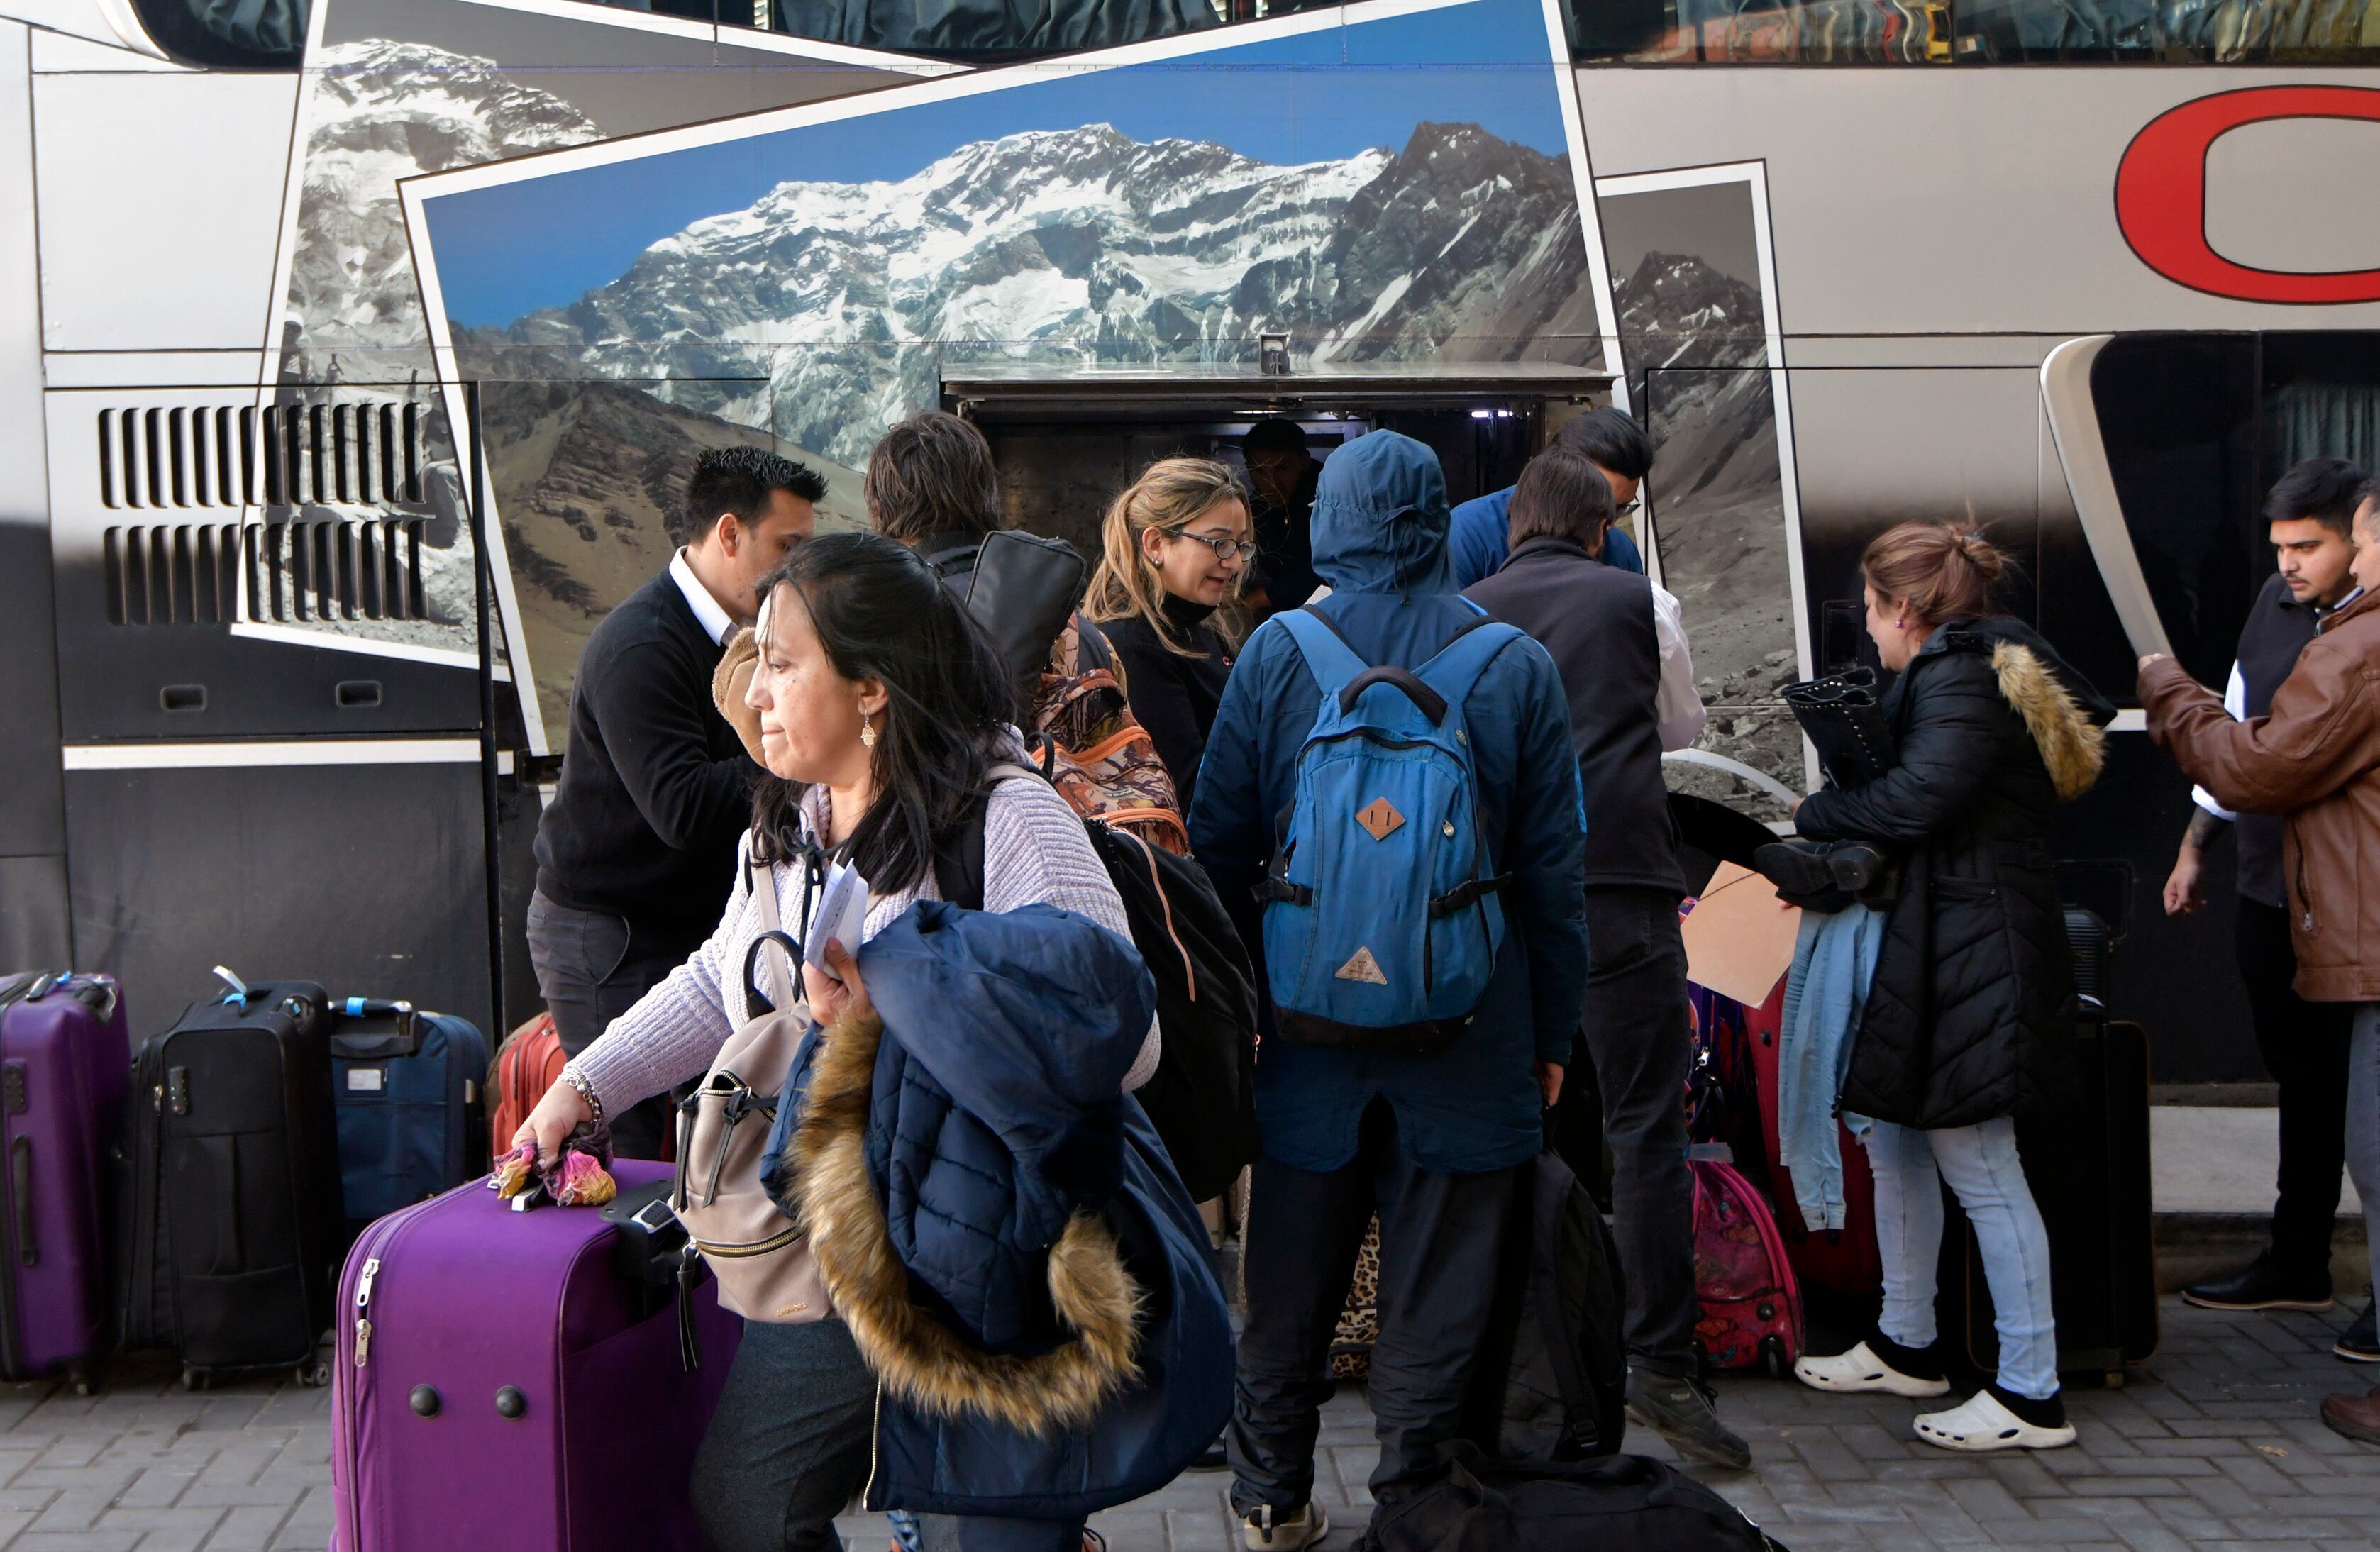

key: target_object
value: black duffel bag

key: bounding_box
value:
[1362,1443,1786,1552]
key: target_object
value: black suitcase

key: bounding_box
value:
[119,976,343,1387]
[1944,1004,2159,1382]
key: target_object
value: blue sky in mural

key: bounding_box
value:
[421,0,1569,328]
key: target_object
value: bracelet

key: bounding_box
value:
[560,1063,607,1124]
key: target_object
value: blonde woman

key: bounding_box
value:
[1083,457,1253,811]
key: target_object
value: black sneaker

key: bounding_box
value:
[2337,1299,2379,1363]
[1626,1367,1753,1470]
[2181,1253,2333,1313]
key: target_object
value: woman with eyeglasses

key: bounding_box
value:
[1084,458,1254,814]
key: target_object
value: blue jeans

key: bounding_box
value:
[1861,1117,2060,1400]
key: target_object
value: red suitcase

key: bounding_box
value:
[1732,982,1884,1302]
[0,972,131,1390]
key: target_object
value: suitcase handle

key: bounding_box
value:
[328,1002,421,1061]
[10,1137,33,1268]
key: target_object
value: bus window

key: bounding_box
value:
[1568,0,2380,62]
[130,0,306,67]
[736,0,1230,57]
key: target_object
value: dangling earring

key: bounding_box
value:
[860,712,878,749]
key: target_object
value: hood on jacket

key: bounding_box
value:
[1309,430,1453,597]
[1930,616,2117,802]
[790,903,1158,1438]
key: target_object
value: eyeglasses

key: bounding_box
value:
[1614,497,1642,517]
[1164,527,1258,562]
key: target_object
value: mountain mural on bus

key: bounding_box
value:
[407,0,1610,722]
[455,116,1601,470]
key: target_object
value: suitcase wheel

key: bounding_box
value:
[1758,1335,1790,1380]
[296,1360,331,1390]
[180,1367,206,1393]
[67,1363,95,1398]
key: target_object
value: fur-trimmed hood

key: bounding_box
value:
[1932,617,2115,802]
[765,899,1234,1518]
[790,1000,1144,1437]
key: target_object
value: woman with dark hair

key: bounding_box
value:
[1786,521,2114,1453]
[516,530,1162,1551]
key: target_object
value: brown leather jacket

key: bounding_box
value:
[2141,588,2380,1002]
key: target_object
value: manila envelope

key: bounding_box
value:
[1680,861,1803,1008]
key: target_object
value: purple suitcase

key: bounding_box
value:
[331,1160,741,1552]
[0,973,130,1390]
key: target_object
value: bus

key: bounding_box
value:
[1,0,2372,1085]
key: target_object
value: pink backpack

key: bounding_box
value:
[1690,1158,1803,1376]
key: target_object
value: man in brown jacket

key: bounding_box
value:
[2140,480,2380,1444]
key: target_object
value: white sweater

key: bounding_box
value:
[570,773,1160,1115]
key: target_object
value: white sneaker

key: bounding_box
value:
[1793,1341,1952,1398]
[1243,1500,1329,1551]
[1913,1389,2077,1452]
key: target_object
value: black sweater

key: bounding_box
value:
[1101,594,1233,813]
[533,569,758,936]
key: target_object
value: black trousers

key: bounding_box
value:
[1552,886,1696,1375]
[524,887,699,1161]
[1229,1104,1518,1519]
[2237,897,2356,1279]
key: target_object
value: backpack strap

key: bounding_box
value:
[1412,614,1527,729]
[1273,606,1370,699]
[930,760,1046,912]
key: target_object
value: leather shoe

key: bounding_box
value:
[2322,1387,2380,1445]
[2181,1253,2332,1312]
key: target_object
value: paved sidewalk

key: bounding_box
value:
[6,1297,2379,1550]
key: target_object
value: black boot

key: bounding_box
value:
[2181,1251,2332,1312]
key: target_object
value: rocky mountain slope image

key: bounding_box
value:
[283,40,602,382]
[472,119,1603,469]
[1616,249,1803,809]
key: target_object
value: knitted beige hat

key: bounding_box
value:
[712,625,767,766]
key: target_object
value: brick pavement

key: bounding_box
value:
[4,1297,2376,1551]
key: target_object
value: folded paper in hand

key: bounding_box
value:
[805,861,870,980]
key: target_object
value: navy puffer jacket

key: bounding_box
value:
[768,901,1233,1519]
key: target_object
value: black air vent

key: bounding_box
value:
[96,402,428,512]
[103,519,432,626]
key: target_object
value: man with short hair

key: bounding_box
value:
[1448,406,1649,589]
[1192,430,1589,1550]
[1463,446,1744,1468]
[528,445,821,1158]
[2142,479,2380,1443]
[2164,459,2367,1336]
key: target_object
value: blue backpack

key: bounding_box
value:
[1260,606,1523,1052]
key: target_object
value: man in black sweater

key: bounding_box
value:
[1464,445,1740,1468]
[528,445,824,1158]
[2165,458,2366,1330]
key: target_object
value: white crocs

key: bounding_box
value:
[1793,1341,1952,1398]
[1913,1389,2077,1451]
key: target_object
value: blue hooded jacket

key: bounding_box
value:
[770,902,1234,1519]
[1186,431,1592,1174]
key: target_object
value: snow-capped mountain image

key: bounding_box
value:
[282,40,602,378]
[1615,248,1801,809]
[463,119,1602,469]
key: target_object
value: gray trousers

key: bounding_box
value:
[690,1319,1083,1552]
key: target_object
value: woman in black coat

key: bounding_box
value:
[1789,522,2114,1454]
[1083,458,1251,814]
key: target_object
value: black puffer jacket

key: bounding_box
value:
[1795,618,2115,1130]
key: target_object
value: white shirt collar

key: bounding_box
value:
[668,548,735,645]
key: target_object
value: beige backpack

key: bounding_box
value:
[670,846,831,1324]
